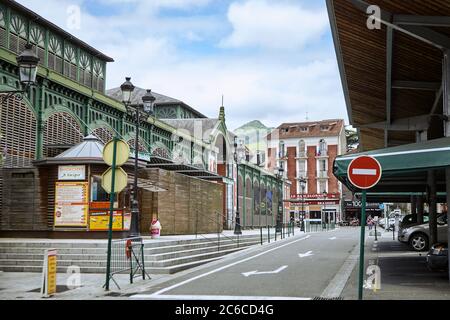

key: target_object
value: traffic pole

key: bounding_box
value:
[105,137,118,291]
[358,190,367,300]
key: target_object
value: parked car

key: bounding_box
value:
[398,214,448,251]
[400,213,429,228]
[426,243,448,271]
[398,213,429,235]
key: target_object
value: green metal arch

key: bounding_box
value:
[43,104,83,129]
[88,119,115,135]
[0,84,37,118]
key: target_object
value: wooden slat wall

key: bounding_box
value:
[141,168,223,235]
[0,168,47,230]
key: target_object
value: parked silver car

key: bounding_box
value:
[398,214,448,251]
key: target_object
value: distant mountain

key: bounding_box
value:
[234,120,271,132]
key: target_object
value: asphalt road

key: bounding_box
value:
[131,227,361,300]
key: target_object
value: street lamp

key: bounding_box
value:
[299,177,306,231]
[233,136,242,235]
[275,163,284,233]
[120,77,156,238]
[323,190,328,227]
[1,44,40,103]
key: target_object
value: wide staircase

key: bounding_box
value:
[0,234,262,274]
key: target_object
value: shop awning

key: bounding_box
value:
[333,136,450,194]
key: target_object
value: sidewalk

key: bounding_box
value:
[0,228,299,300]
[341,227,450,300]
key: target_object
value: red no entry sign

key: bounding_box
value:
[347,155,382,189]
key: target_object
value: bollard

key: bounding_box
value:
[375,224,378,241]
[392,224,395,240]
[268,226,270,243]
[275,228,277,241]
[292,222,295,235]
[260,227,263,245]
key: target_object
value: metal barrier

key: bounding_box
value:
[104,237,150,290]
[303,220,336,233]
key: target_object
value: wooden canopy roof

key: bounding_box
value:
[327,0,450,151]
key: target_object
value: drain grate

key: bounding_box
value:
[313,296,344,300]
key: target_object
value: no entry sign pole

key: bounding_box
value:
[358,190,366,300]
[347,155,382,300]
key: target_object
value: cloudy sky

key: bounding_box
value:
[17,0,348,130]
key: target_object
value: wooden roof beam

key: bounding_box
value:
[350,0,450,50]
[386,26,394,147]
[394,15,450,28]
[358,115,431,131]
[392,81,442,91]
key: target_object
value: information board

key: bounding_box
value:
[54,182,89,227]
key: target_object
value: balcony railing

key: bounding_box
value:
[297,151,307,158]
[317,171,328,179]
[297,170,307,178]
[316,150,328,157]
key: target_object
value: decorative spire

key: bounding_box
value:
[219,94,225,122]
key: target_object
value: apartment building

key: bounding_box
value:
[267,119,346,222]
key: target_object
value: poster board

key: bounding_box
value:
[89,211,123,231]
[41,249,57,297]
[54,182,89,227]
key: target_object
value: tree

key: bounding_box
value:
[345,126,359,151]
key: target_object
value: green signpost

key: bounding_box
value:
[103,137,129,291]
[347,155,382,300]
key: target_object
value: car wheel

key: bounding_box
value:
[409,233,429,252]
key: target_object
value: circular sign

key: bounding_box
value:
[347,155,382,189]
[103,139,130,167]
[101,167,128,194]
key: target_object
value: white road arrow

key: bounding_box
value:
[298,250,314,258]
[241,265,288,277]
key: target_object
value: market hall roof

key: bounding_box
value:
[3,0,114,62]
[327,0,450,151]
[106,87,207,119]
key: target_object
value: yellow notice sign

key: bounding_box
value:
[41,249,57,297]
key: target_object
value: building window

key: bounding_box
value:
[298,160,306,177]
[279,141,285,158]
[298,139,305,157]
[320,125,330,131]
[319,180,327,194]
[318,139,327,156]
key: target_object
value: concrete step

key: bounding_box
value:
[0,239,257,261]
[145,239,260,257]
[0,234,263,273]
[0,256,223,274]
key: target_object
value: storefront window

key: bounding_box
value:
[91,176,110,202]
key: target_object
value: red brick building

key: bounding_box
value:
[267,119,346,223]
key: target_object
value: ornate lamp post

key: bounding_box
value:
[275,163,284,232]
[233,136,242,235]
[299,177,306,231]
[1,44,40,103]
[120,77,156,237]
[323,190,328,227]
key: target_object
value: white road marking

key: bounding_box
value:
[329,237,337,240]
[131,294,311,300]
[147,235,311,297]
[352,168,377,175]
[242,265,288,277]
[298,250,314,258]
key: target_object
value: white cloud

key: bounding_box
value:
[220,0,329,50]
[14,0,347,131]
